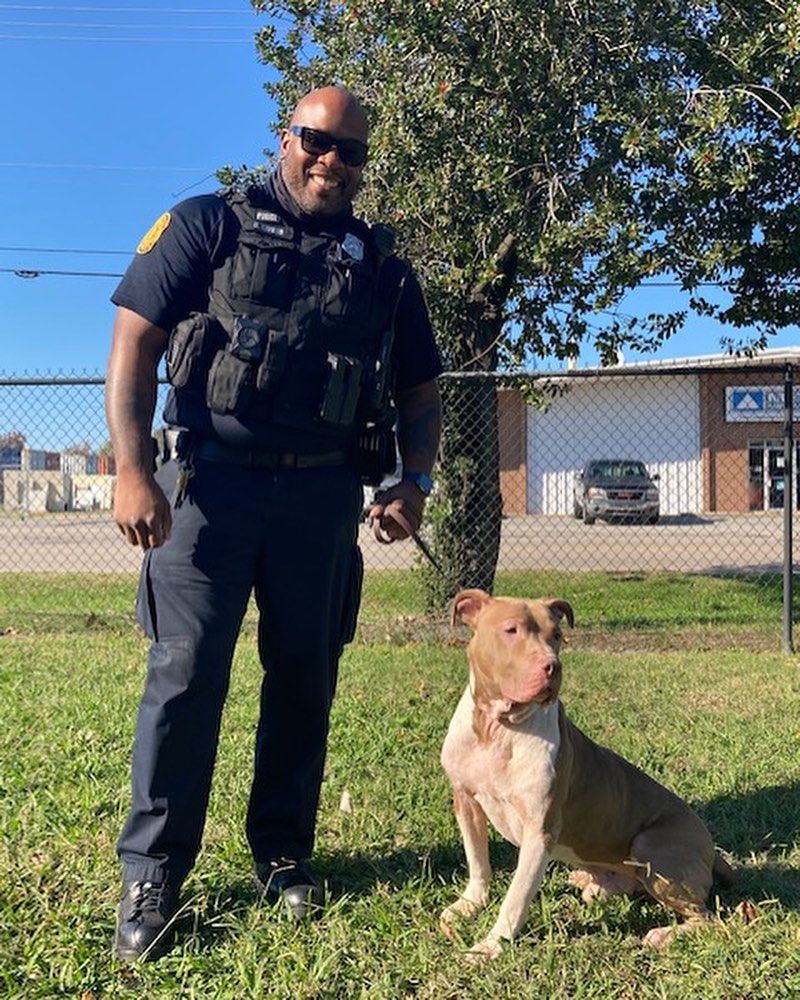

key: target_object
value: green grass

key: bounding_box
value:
[1,571,800,997]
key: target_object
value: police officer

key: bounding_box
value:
[106,85,442,962]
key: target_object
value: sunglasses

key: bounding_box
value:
[288,126,368,167]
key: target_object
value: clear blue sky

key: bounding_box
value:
[1,1,797,380]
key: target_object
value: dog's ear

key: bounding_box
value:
[451,588,491,628]
[546,599,575,628]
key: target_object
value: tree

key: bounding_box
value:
[249,0,800,601]
[63,441,92,457]
[0,431,26,452]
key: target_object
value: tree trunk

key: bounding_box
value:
[422,374,502,607]
[421,235,517,608]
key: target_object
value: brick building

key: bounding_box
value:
[497,348,800,516]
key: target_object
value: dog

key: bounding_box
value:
[440,588,734,959]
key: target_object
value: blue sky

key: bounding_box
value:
[1,0,797,382]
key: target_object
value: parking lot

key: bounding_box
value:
[0,509,793,577]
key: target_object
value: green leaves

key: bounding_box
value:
[249,0,800,362]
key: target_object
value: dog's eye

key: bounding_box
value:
[503,623,518,635]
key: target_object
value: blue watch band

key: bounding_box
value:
[403,471,434,495]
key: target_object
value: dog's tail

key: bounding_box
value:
[713,850,736,886]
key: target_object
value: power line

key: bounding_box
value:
[0,19,254,29]
[2,263,797,290]
[0,33,254,42]
[0,4,252,12]
[0,246,131,255]
[0,162,210,171]
[0,267,123,278]
[0,3,263,40]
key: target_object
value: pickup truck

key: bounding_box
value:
[573,459,660,525]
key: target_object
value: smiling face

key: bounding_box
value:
[279,86,368,216]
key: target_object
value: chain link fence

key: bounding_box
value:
[1,362,797,641]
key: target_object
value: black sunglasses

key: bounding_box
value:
[289,126,368,167]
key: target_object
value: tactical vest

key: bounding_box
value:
[164,184,406,457]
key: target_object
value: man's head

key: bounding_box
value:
[279,86,369,216]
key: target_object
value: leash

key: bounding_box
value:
[370,506,443,574]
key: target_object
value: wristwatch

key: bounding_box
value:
[402,471,434,495]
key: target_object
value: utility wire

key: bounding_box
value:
[0,246,131,255]
[0,267,123,278]
[0,33,254,42]
[0,4,253,12]
[0,19,251,28]
[0,162,209,171]
[2,264,797,289]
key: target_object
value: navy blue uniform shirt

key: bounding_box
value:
[112,185,442,405]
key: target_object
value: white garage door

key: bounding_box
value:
[526,373,702,516]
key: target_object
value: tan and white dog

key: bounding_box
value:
[440,588,733,959]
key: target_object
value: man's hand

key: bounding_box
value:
[368,479,426,542]
[113,467,172,550]
[106,306,170,550]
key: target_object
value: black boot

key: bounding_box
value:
[113,880,180,962]
[254,858,325,919]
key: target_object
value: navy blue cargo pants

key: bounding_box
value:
[117,453,364,888]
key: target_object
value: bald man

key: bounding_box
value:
[107,86,442,961]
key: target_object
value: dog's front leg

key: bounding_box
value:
[440,789,491,939]
[469,826,550,961]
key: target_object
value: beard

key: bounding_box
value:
[279,157,359,217]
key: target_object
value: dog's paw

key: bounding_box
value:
[440,897,483,939]
[568,869,609,903]
[569,867,639,903]
[642,925,674,948]
[466,936,503,963]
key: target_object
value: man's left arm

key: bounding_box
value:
[369,377,442,540]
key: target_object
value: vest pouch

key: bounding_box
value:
[206,350,254,415]
[354,418,398,486]
[361,324,395,421]
[231,229,295,309]
[256,329,289,394]
[319,353,363,427]
[166,312,223,389]
[322,253,375,331]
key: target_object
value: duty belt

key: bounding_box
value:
[195,439,348,470]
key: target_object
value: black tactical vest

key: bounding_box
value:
[164,184,405,455]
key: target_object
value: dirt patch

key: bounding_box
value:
[353,616,783,653]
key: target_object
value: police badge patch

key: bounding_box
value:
[137,212,172,254]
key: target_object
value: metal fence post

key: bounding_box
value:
[784,363,794,654]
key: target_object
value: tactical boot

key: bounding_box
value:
[113,880,180,962]
[254,858,325,920]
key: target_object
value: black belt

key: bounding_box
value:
[195,439,348,470]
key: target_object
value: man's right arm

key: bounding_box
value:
[106,306,171,550]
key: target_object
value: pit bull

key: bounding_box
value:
[440,588,733,959]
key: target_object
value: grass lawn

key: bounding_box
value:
[1,570,799,998]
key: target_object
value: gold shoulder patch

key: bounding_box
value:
[136,211,172,254]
